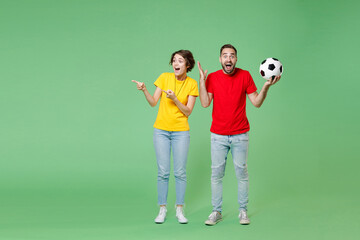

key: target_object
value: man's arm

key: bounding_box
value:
[248,76,281,108]
[197,61,213,108]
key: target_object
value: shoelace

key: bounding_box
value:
[240,211,247,219]
[159,207,166,215]
[176,208,184,215]
[209,212,218,220]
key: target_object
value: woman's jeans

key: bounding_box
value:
[211,132,249,212]
[153,128,190,206]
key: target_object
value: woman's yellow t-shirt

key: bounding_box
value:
[153,72,199,131]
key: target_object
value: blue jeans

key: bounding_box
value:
[153,128,190,206]
[211,132,249,212]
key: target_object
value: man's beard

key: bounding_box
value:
[222,63,235,74]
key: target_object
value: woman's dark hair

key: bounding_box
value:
[169,50,195,72]
[220,44,237,56]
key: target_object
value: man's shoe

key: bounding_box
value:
[239,209,250,225]
[175,206,188,224]
[154,206,167,224]
[205,211,222,226]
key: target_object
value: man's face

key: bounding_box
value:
[219,48,237,74]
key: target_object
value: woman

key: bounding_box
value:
[132,50,198,224]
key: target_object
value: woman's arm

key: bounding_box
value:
[164,90,196,117]
[132,80,162,107]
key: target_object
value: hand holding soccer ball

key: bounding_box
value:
[259,58,283,82]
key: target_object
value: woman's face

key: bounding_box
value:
[172,54,188,77]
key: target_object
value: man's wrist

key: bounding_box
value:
[264,82,271,89]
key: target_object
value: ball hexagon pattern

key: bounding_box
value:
[259,58,283,80]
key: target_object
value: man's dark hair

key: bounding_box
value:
[170,50,195,72]
[220,44,237,56]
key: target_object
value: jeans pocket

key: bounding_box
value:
[237,132,249,141]
[211,133,223,142]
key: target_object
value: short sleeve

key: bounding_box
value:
[189,80,199,96]
[246,72,257,94]
[205,73,213,93]
[154,73,166,90]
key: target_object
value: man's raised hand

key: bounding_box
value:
[197,61,208,81]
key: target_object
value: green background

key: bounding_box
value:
[1,0,359,239]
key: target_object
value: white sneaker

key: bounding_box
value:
[205,211,222,226]
[239,209,250,225]
[175,206,188,224]
[154,206,167,224]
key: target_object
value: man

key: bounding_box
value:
[198,44,280,225]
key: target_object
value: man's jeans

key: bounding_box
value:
[211,132,249,212]
[153,128,190,206]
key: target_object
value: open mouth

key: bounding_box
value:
[225,64,232,70]
[175,67,180,71]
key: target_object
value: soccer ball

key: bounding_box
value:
[259,58,283,80]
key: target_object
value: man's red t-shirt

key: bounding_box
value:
[205,68,257,135]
